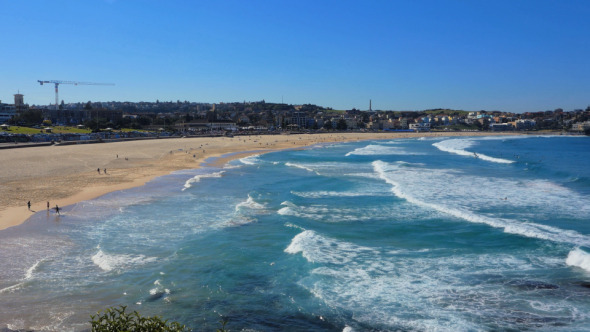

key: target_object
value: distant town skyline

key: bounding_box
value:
[2,0,589,113]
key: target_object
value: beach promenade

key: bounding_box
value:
[0,131,509,230]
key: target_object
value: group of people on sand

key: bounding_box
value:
[27,155,123,216]
[27,157,122,217]
[27,200,60,215]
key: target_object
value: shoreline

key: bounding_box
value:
[0,132,522,231]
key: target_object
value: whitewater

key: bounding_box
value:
[1,135,590,331]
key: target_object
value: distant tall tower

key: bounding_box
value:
[369,99,372,112]
[14,93,24,106]
[14,92,25,113]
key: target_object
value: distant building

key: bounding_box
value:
[0,101,16,124]
[345,118,358,130]
[571,121,590,132]
[14,93,23,104]
[291,112,307,129]
[209,121,237,131]
[490,123,512,131]
[409,122,430,132]
[399,117,408,129]
[514,119,536,130]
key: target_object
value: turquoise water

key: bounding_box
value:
[1,135,590,331]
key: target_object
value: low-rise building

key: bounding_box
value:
[490,123,513,131]
[409,122,430,132]
[514,119,536,130]
[571,121,590,132]
[0,102,16,124]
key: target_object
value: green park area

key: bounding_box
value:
[0,125,151,135]
[0,125,92,135]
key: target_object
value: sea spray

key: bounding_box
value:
[566,248,590,272]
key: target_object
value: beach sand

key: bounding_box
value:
[0,131,510,230]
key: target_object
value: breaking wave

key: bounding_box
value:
[566,248,590,272]
[239,154,261,165]
[285,162,319,174]
[235,194,266,211]
[182,171,225,191]
[91,249,157,272]
[372,160,590,247]
[433,139,514,164]
[345,144,424,157]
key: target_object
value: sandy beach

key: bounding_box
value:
[0,131,512,230]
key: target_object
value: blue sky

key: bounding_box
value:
[1,0,589,112]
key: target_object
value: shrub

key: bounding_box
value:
[90,305,191,332]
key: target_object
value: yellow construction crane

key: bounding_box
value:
[38,80,114,109]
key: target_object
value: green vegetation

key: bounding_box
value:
[90,306,191,332]
[120,128,150,133]
[422,109,469,116]
[0,126,92,134]
[0,126,44,134]
[51,126,92,134]
[90,306,231,332]
[323,109,346,115]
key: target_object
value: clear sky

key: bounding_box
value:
[1,0,589,112]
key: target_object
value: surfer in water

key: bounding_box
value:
[473,152,478,158]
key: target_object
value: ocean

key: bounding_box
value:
[1,135,590,331]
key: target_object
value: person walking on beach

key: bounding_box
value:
[104,168,107,174]
[55,205,60,215]
[47,201,50,210]
[97,168,101,174]
[27,201,31,210]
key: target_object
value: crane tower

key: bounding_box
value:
[37,80,114,110]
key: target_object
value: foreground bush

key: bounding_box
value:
[90,306,191,332]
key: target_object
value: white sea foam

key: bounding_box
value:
[284,230,528,330]
[278,201,297,217]
[566,248,590,272]
[285,230,376,264]
[239,154,261,165]
[182,171,225,191]
[24,259,44,280]
[477,135,529,141]
[291,190,390,199]
[380,140,404,145]
[235,194,266,211]
[223,164,242,169]
[345,144,424,157]
[372,160,590,247]
[91,249,157,272]
[433,139,514,164]
[223,216,256,227]
[284,222,306,231]
[0,282,24,294]
[344,172,382,180]
[285,161,368,178]
[278,201,407,223]
[285,162,318,174]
